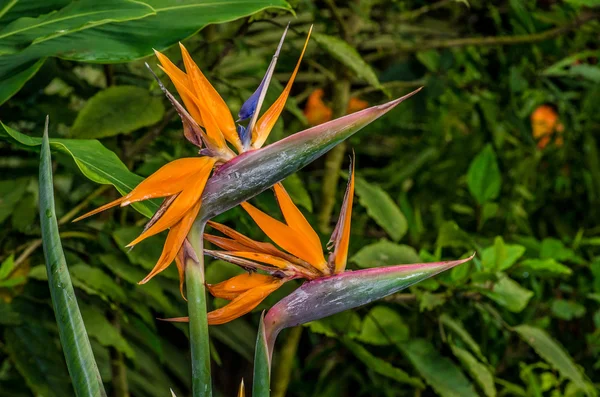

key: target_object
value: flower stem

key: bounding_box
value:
[186,220,212,397]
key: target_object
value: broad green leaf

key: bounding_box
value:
[70,264,127,303]
[481,236,525,271]
[439,314,486,362]
[540,238,580,263]
[550,300,586,321]
[0,57,44,105]
[480,274,533,313]
[313,33,383,91]
[435,221,474,251]
[355,177,407,241]
[282,173,313,212]
[0,122,157,217]
[357,306,409,345]
[4,326,72,397]
[514,325,595,396]
[38,123,106,396]
[450,345,496,397]
[11,191,37,232]
[0,0,291,104]
[351,239,420,268]
[419,291,447,311]
[344,339,424,388]
[71,86,164,138]
[81,305,135,360]
[467,144,501,204]
[0,0,154,55]
[519,258,572,277]
[398,339,478,397]
[0,0,70,25]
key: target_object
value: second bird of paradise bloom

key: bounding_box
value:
[74,25,313,294]
[165,156,357,325]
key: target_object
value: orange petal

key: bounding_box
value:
[273,183,322,258]
[252,26,313,149]
[207,273,276,300]
[128,157,216,247]
[154,50,204,126]
[207,279,284,325]
[179,44,240,152]
[123,157,214,206]
[223,251,290,269]
[329,157,355,273]
[238,379,245,397]
[240,202,327,272]
[139,199,202,284]
[204,234,252,252]
[72,196,124,222]
[347,97,369,114]
[207,221,286,258]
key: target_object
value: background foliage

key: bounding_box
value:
[1,0,600,396]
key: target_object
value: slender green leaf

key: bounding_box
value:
[520,258,572,277]
[253,313,271,397]
[357,306,409,346]
[439,314,486,362]
[81,305,135,360]
[481,237,525,271]
[313,33,383,91]
[514,325,596,396]
[344,339,424,388]
[398,339,478,397]
[71,86,165,138]
[450,345,496,397]
[39,119,106,396]
[355,177,408,241]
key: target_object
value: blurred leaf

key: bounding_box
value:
[0,255,16,280]
[563,0,600,6]
[550,300,586,321]
[398,339,478,397]
[81,305,135,359]
[514,325,595,396]
[0,179,28,224]
[70,264,127,302]
[305,311,362,339]
[436,221,473,250]
[313,33,383,91]
[4,326,72,397]
[481,237,525,272]
[71,86,164,139]
[450,345,496,397]
[519,258,572,277]
[357,306,409,345]
[344,339,424,388]
[419,291,447,312]
[0,58,44,105]
[467,144,501,204]
[480,274,533,313]
[355,177,407,241]
[0,122,157,217]
[281,174,312,212]
[351,239,420,268]
[540,238,580,263]
[439,314,486,362]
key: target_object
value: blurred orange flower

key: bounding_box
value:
[304,89,369,126]
[531,105,564,149]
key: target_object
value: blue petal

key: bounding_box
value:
[238,78,266,122]
[237,23,289,124]
[237,124,251,148]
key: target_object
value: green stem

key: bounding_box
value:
[317,78,351,233]
[186,220,212,397]
[271,327,303,397]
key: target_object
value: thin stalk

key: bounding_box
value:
[271,327,303,397]
[186,220,212,397]
[317,78,350,233]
